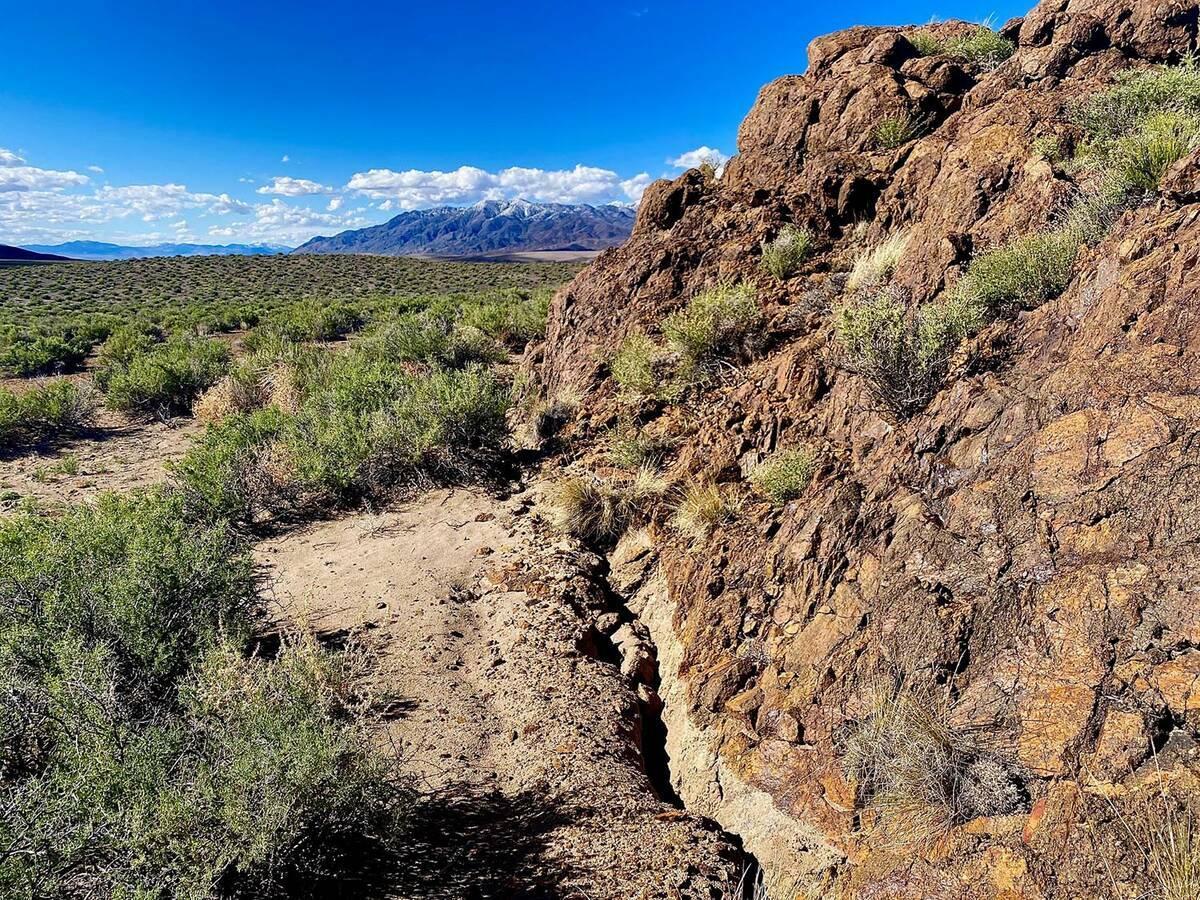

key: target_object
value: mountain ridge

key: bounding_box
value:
[294,199,635,257]
[22,241,290,261]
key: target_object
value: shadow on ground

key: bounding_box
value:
[392,785,581,899]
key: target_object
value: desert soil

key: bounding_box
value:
[256,484,741,899]
[0,410,202,509]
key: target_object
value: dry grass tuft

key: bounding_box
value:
[843,694,1025,847]
[672,480,739,540]
[550,466,666,544]
[846,232,909,293]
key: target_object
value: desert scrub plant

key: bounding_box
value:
[873,112,927,149]
[550,466,666,544]
[905,29,945,56]
[611,331,663,397]
[954,181,1126,316]
[1072,57,1200,147]
[1110,111,1200,190]
[663,283,764,366]
[846,231,909,293]
[749,448,816,505]
[0,379,97,451]
[835,287,981,417]
[607,426,672,470]
[760,224,814,279]
[1031,134,1065,162]
[943,25,1015,69]
[672,480,739,540]
[103,336,231,417]
[843,694,1025,847]
[172,406,289,522]
[460,287,551,348]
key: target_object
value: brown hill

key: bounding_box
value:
[524,2,1200,896]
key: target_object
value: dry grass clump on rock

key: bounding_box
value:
[846,232,909,293]
[843,694,1026,847]
[551,466,666,544]
[905,24,1013,70]
[672,480,740,540]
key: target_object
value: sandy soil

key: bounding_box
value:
[0,410,202,509]
[256,485,742,898]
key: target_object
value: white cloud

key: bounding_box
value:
[256,176,333,197]
[346,162,646,209]
[670,146,728,170]
[281,154,290,163]
[207,198,369,245]
[0,148,26,167]
[327,196,343,211]
[620,172,653,203]
[88,165,104,174]
[238,176,255,184]
[0,164,90,193]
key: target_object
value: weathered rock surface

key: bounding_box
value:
[528,1,1200,896]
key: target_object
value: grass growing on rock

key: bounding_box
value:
[873,113,927,150]
[663,283,763,365]
[1073,59,1200,191]
[672,480,739,541]
[749,448,816,505]
[761,225,813,279]
[843,694,1025,847]
[846,232,909,293]
[550,467,666,545]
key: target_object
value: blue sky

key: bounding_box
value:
[0,0,1027,247]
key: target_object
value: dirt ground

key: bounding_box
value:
[0,409,202,509]
[255,486,743,899]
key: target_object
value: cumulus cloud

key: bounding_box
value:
[346,163,647,209]
[281,154,290,163]
[256,176,333,197]
[0,163,90,193]
[670,146,728,170]
[208,198,369,245]
[327,196,343,211]
[0,148,26,167]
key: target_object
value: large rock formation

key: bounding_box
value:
[528,1,1200,896]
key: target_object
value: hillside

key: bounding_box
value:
[0,243,71,262]
[522,2,1200,896]
[23,240,288,260]
[294,199,635,257]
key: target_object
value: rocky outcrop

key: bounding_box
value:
[528,1,1200,896]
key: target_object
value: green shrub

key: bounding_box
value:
[0,379,97,450]
[459,288,551,347]
[944,26,1014,69]
[172,407,289,522]
[1072,59,1200,146]
[104,337,231,417]
[610,332,662,396]
[1031,135,1064,162]
[94,323,163,390]
[954,231,1081,316]
[873,113,927,149]
[258,298,365,344]
[366,312,505,369]
[1110,111,1200,190]
[761,225,814,279]
[835,288,981,418]
[906,30,945,57]
[663,283,763,365]
[749,448,816,505]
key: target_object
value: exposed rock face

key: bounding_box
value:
[529,1,1200,896]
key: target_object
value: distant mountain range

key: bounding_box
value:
[21,241,290,261]
[294,199,635,257]
[0,243,71,262]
